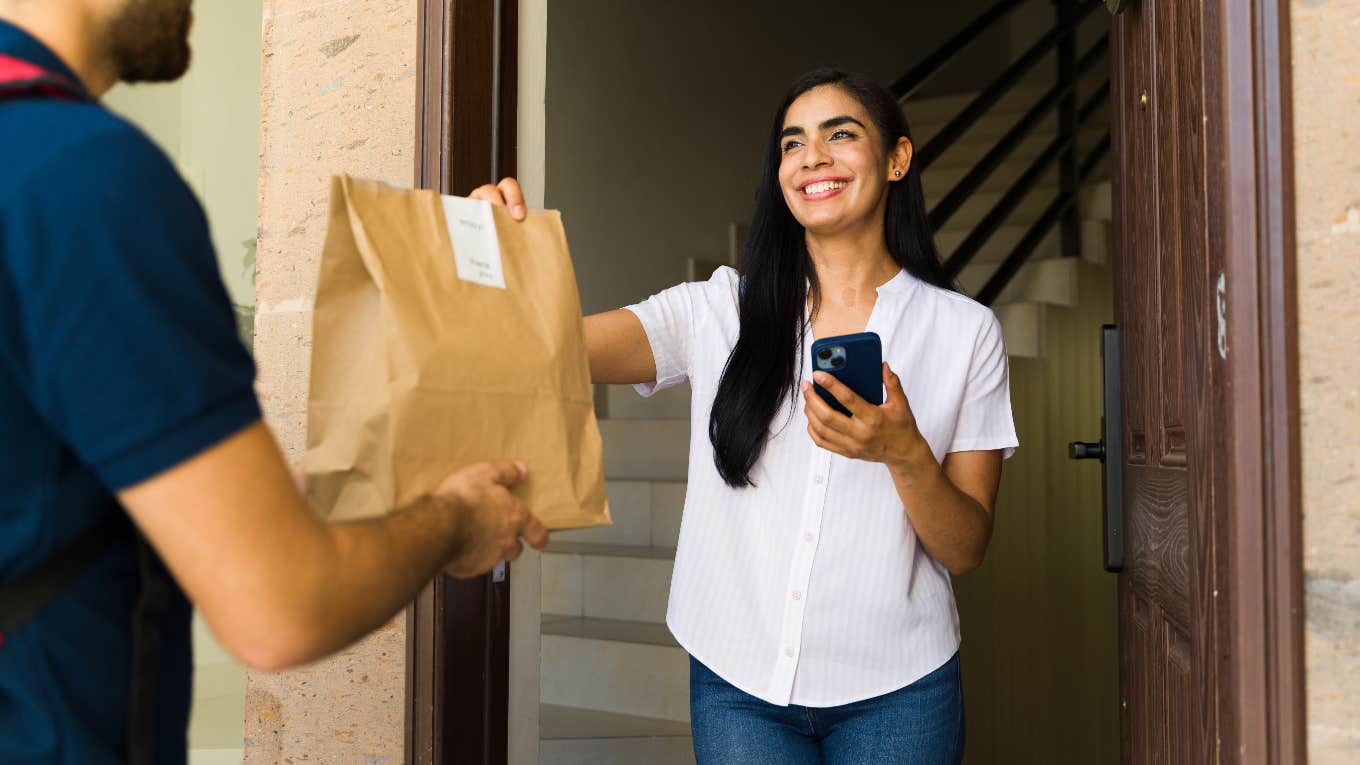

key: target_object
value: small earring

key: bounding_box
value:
[894,170,902,177]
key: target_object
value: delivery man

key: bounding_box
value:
[0,2,549,764]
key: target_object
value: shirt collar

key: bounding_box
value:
[875,267,918,297]
[0,19,90,98]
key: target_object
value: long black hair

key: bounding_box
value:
[708,67,953,488]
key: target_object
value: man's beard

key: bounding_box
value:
[106,0,194,84]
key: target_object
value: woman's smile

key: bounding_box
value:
[798,177,852,201]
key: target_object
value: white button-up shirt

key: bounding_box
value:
[625,266,1018,708]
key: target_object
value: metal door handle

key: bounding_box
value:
[1067,325,1124,573]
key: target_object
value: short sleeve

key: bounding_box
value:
[623,267,735,397]
[948,313,1018,459]
[2,129,261,490]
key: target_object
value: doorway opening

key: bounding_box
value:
[529,2,1116,762]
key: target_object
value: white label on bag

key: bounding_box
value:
[441,195,506,289]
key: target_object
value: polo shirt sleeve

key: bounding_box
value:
[3,128,261,490]
[623,266,735,397]
[947,312,1018,459]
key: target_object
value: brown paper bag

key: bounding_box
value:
[305,174,610,532]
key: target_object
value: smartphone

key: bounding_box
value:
[810,332,883,417]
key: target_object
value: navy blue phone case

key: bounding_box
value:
[810,332,883,417]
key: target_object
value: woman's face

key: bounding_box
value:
[777,85,902,237]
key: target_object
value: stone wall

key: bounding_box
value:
[245,2,417,762]
[1292,0,1360,761]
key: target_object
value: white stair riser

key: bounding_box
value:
[931,184,1054,231]
[540,737,695,765]
[555,481,653,546]
[925,127,1108,173]
[542,551,585,617]
[960,254,1077,308]
[601,420,690,481]
[556,478,687,549]
[541,635,690,722]
[934,179,1111,238]
[919,128,1108,193]
[586,556,673,623]
[602,383,692,420]
[651,482,685,549]
[996,302,1043,359]
[542,552,674,623]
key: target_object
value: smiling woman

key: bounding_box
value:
[473,66,1017,765]
[710,69,951,490]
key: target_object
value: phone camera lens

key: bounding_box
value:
[831,357,845,368]
[817,348,832,360]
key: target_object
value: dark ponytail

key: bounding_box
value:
[708,68,951,488]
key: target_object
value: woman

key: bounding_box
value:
[474,68,1017,765]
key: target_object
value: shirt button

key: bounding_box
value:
[814,475,824,484]
[784,647,795,658]
[792,591,803,601]
[804,532,815,543]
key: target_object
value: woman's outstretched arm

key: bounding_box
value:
[467,178,657,386]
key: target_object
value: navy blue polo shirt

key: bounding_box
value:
[0,21,261,765]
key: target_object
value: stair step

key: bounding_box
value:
[548,541,677,560]
[903,83,1046,126]
[541,633,690,722]
[542,703,691,740]
[931,180,1056,230]
[540,705,694,765]
[541,734,694,765]
[933,178,1111,235]
[921,134,1110,206]
[554,479,687,548]
[960,256,1079,308]
[603,382,692,420]
[542,615,680,648]
[651,482,686,548]
[542,543,674,622]
[995,302,1043,359]
[924,125,1109,174]
[908,66,1109,135]
[600,419,690,481]
[555,481,653,546]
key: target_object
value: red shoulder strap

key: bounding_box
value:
[0,53,84,101]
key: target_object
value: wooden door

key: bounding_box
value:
[1111,1,1216,761]
[1109,1,1305,763]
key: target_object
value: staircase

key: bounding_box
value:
[537,71,1115,765]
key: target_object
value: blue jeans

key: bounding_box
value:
[689,653,965,765]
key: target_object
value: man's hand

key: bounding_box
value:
[120,423,552,670]
[436,461,549,577]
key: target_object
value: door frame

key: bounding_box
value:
[407,2,518,764]
[1209,0,1305,761]
[404,0,1306,762]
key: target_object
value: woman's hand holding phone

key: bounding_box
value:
[801,363,937,476]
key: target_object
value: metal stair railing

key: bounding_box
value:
[892,0,1113,305]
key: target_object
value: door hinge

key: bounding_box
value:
[1216,272,1228,360]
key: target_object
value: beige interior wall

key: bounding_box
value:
[245,2,417,762]
[101,5,264,763]
[104,0,263,341]
[544,0,1006,316]
[510,1,549,762]
[1291,1,1360,762]
[952,260,1119,765]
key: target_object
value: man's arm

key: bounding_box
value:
[119,422,547,671]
